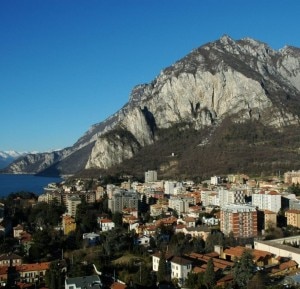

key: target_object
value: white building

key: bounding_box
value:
[254,239,300,265]
[170,256,192,284]
[201,190,218,207]
[252,191,281,213]
[218,188,245,207]
[145,170,157,183]
[98,218,115,231]
[168,196,194,214]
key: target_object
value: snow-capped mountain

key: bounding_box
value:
[0,151,30,169]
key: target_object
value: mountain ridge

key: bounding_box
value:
[4,35,300,178]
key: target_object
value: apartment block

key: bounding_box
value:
[252,191,281,213]
[218,188,245,207]
[108,190,139,213]
[285,209,300,228]
[145,170,157,183]
[168,196,194,214]
[220,204,257,238]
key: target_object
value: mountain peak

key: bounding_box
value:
[5,36,300,178]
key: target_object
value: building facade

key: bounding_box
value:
[220,204,257,238]
[108,190,139,213]
[252,191,281,213]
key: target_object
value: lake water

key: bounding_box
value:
[0,174,62,197]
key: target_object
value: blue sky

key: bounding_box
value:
[1,0,300,152]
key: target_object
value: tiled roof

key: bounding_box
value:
[16,262,50,272]
[186,252,234,269]
[223,246,272,261]
[286,209,300,214]
[99,218,114,223]
[279,260,298,270]
[111,282,127,289]
[264,210,276,214]
[170,256,192,266]
[0,253,22,261]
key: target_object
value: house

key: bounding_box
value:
[98,218,115,232]
[135,235,150,246]
[0,253,22,267]
[182,226,211,241]
[152,252,174,272]
[170,256,192,284]
[270,260,298,276]
[13,224,24,238]
[202,216,219,226]
[285,209,300,228]
[16,262,50,284]
[65,275,102,289]
[83,232,100,246]
[177,217,196,228]
[62,215,76,235]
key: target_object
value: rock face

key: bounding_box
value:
[5,35,300,176]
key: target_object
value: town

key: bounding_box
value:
[2,170,300,289]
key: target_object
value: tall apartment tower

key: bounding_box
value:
[220,204,257,239]
[108,190,139,213]
[145,170,157,183]
[67,195,82,217]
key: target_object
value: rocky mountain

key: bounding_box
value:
[4,35,300,179]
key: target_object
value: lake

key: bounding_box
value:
[0,174,62,197]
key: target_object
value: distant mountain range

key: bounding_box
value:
[4,35,300,179]
[0,151,30,169]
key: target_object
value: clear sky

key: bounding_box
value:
[1,0,300,152]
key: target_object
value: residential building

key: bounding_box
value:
[182,226,211,241]
[150,203,169,217]
[284,170,300,184]
[98,218,115,231]
[218,188,245,207]
[220,204,257,238]
[17,262,50,284]
[252,191,281,213]
[200,190,217,207]
[13,224,24,238]
[254,240,300,265]
[286,209,300,228]
[168,196,194,214]
[108,190,139,213]
[62,215,76,235]
[170,256,192,284]
[83,232,100,246]
[0,253,22,267]
[264,210,277,230]
[67,195,81,217]
[145,170,157,183]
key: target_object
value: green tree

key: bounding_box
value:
[193,237,205,253]
[233,250,255,288]
[112,211,123,226]
[205,231,224,253]
[203,258,216,289]
[133,263,154,287]
[45,260,65,289]
[157,251,168,283]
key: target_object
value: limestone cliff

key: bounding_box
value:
[5,35,300,176]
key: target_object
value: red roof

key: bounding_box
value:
[16,262,50,272]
